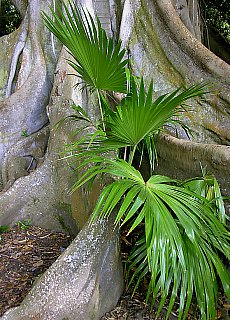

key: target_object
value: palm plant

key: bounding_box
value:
[67,78,229,320]
[43,2,230,319]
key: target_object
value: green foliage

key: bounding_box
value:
[0,0,21,37]
[21,130,29,137]
[42,0,128,93]
[0,225,10,233]
[0,220,32,233]
[68,78,229,320]
[17,219,31,230]
[43,2,230,319]
[78,158,230,319]
[182,167,230,224]
[105,80,208,161]
[65,79,209,171]
[202,0,230,43]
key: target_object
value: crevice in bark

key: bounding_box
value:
[0,123,50,192]
[6,52,22,96]
[204,126,230,146]
[5,14,28,97]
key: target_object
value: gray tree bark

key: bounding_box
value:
[120,0,230,192]
[0,0,229,319]
[0,1,124,319]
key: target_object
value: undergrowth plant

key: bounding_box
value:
[43,2,230,319]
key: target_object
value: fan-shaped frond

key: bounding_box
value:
[72,157,230,319]
[105,81,209,148]
[42,0,128,92]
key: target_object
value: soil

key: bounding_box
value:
[0,224,72,317]
[0,225,229,319]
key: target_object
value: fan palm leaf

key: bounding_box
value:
[182,173,230,224]
[105,80,209,149]
[66,80,210,166]
[73,156,230,319]
[42,0,128,92]
[103,80,209,164]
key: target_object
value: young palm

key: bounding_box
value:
[70,79,229,320]
[43,3,230,319]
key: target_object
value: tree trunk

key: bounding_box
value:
[0,0,229,319]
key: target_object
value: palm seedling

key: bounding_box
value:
[43,2,230,319]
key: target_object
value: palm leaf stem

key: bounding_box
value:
[97,89,106,131]
[129,144,137,165]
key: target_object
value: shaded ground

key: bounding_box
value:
[101,292,229,320]
[0,224,72,316]
[0,225,229,319]
[101,294,178,320]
